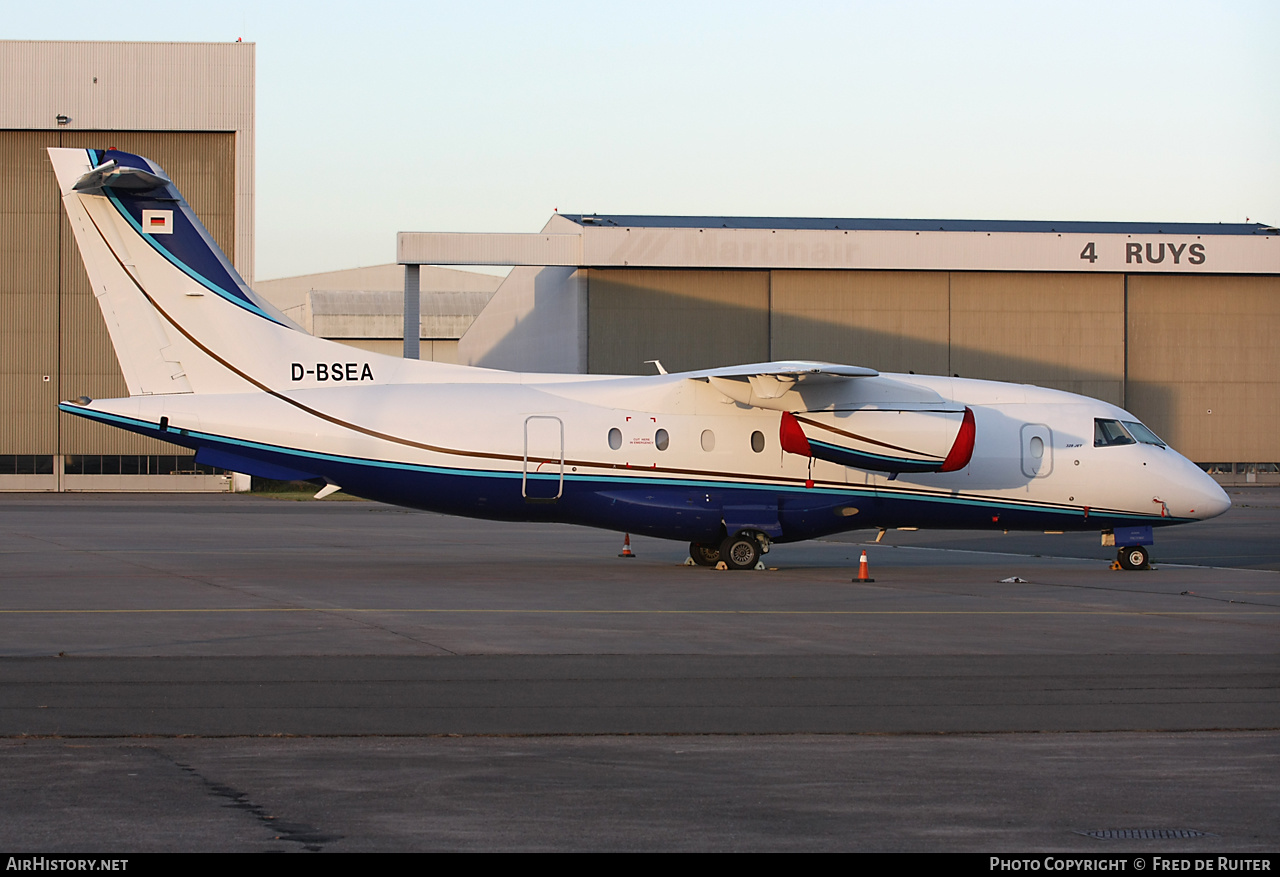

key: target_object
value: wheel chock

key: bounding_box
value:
[1110,560,1123,570]
[684,557,696,566]
[715,561,728,571]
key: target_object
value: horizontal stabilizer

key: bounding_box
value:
[72,160,173,194]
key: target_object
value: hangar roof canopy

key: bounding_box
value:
[398,214,1280,273]
[559,215,1276,236]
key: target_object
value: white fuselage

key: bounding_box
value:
[82,367,1230,542]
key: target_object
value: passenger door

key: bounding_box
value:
[523,416,564,502]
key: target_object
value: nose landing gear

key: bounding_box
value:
[1117,545,1151,571]
[1103,526,1154,571]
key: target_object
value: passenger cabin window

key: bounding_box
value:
[608,427,622,450]
[655,428,669,451]
[1094,419,1134,447]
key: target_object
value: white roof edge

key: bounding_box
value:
[398,226,1277,274]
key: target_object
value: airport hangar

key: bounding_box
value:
[2,41,1277,493]
[0,40,495,493]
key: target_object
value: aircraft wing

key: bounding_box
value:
[678,361,879,382]
[675,361,971,474]
[675,360,880,405]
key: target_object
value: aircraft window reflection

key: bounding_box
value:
[1094,419,1135,447]
[1122,421,1166,447]
[608,427,622,450]
[655,428,669,451]
[751,431,765,453]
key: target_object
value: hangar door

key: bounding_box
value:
[588,269,769,374]
[0,130,235,458]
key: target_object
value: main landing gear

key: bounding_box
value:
[719,533,762,570]
[689,531,770,570]
[689,542,720,567]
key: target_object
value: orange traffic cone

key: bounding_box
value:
[618,533,635,558]
[853,549,875,582]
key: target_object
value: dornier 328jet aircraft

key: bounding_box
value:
[49,148,1230,571]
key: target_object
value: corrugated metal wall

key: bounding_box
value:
[1,130,235,456]
[588,269,769,374]
[1126,274,1280,462]
[771,270,949,374]
[0,42,253,133]
[0,131,61,453]
[949,272,1124,405]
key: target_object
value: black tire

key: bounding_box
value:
[720,533,761,570]
[690,542,720,567]
[1118,545,1149,570]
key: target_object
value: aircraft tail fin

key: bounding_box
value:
[48,147,387,397]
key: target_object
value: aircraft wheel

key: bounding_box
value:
[690,542,720,567]
[720,533,761,570]
[1117,545,1149,570]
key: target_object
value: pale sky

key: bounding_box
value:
[9,1,1279,279]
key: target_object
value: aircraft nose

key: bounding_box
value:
[1178,466,1231,520]
[1193,477,1232,520]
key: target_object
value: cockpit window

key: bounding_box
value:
[1122,420,1166,447]
[1094,419,1135,447]
[1095,418,1166,448]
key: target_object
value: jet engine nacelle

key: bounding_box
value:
[779,407,976,474]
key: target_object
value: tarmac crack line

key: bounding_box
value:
[144,747,342,851]
[949,575,1280,610]
[0,532,473,646]
[313,606,460,655]
[1,607,1277,616]
[5,530,291,604]
[840,540,1280,575]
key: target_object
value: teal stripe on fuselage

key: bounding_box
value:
[57,402,1180,524]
